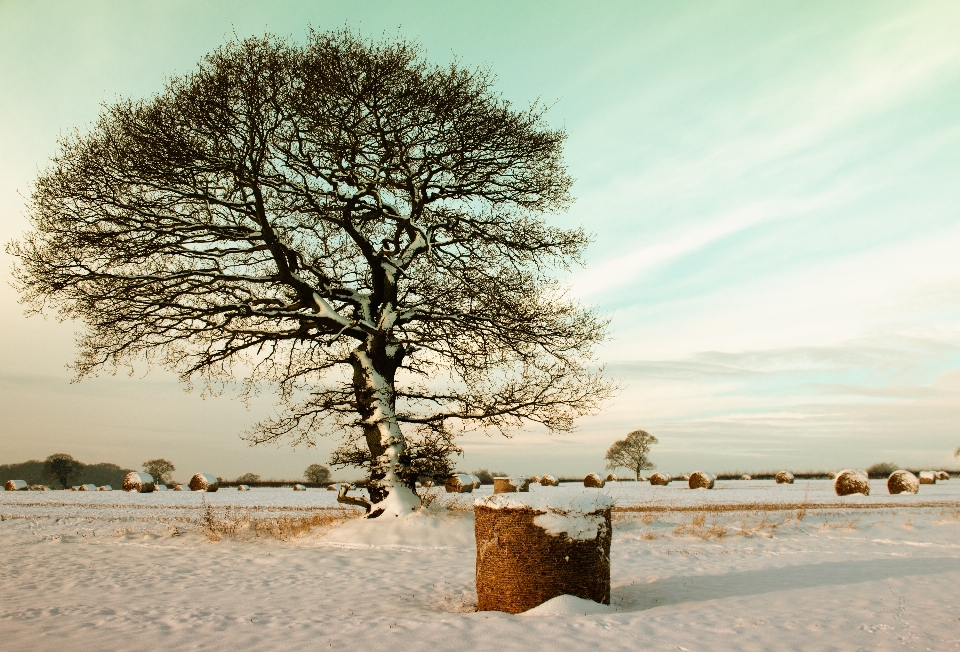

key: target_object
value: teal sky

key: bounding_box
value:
[2,1,959,480]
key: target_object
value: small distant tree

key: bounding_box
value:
[604,430,658,481]
[143,459,175,485]
[236,472,261,483]
[44,453,84,489]
[866,462,898,479]
[304,464,331,484]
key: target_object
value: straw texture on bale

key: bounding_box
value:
[98,485,112,491]
[189,473,219,492]
[918,471,936,484]
[539,475,558,487]
[583,473,605,488]
[775,472,794,484]
[887,470,919,495]
[649,472,671,486]
[445,474,475,493]
[237,484,250,491]
[474,505,611,614]
[741,475,751,480]
[529,475,540,484]
[935,471,950,481]
[121,472,156,493]
[604,473,618,482]
[834,469,870,496]
[688,471,715,489]
[5,480,27,491]
[494,477,530,494]
[293,484,307,491]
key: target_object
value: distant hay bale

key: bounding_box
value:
[638,476,648,482]
[474,498,612,614]
[649,472,671,486]
[445,474,476,493]
[583,473,605,488]
[834,469,870,496]
[155,484,168,491]
[539,474,558,487]
[529,475,541,484]
[775,472,794,484]
[70,486,79,491]
[741,474,751,481]
[98,485,112,491]
[5,480,27,491]
[935,471,950,481]
[918,471,937,484]
[172,484,189,491]
[237,484,250,491]
[494,477,531,494]
[293,484,306,491]
[121,472,156,493]
[828,471,837,479]
[604,473,618,482]
[326,483,338,491]
[470,475,482,489]
[688,471,715,489]
[78,484,97,491]
[188,473,219,492]
[887,470,919,495]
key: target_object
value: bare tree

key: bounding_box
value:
[303,464,331,484]
[9,31,612,517]
[604,430,658,480]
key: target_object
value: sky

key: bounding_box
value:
[1,0,959,481]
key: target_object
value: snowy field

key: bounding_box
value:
[2,480,959,651]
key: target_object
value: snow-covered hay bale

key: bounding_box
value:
[5,480,27,491]
[237,484,250,491]
[474,491,613,614]
[188,473,219,492]
[493,477,530,494]
[583,473,605,488]
[834,469,870,496]
[78,484,97,491]
[122,472,155,493]
[293,484,306,491]
[326,483,338,490]
[935,471,950,481]
[741,474,752,480]
[445,474,475,493]
[688,471,715,489]
[649,472,671,486]
[539,475,558,487]
[887,470,919,495]
[98,485,112,491]
[155,484,168,491]
[918,471,936,484]
[775,471,794,484]
[604,473,617,482]
[828,471,837,479]
[470,475,482,489]
[172,484,189,491]
[529,475,540,484]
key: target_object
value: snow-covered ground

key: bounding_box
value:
[2,480,959,651]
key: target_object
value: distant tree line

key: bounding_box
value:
[0,454,132,488]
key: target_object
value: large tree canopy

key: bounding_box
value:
[10,31,612,516]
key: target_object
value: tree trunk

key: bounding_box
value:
[350,345,420,518]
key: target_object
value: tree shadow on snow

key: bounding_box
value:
[612,557,955,612]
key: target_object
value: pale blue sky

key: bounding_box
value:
[2,1,959,479]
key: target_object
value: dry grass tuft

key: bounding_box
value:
[198,498,357,542]
[672,512,729,539]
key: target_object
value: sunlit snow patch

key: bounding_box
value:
[520,594,612,616]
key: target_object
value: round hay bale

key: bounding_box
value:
[688,471,715,489]
[539,474,558,487]
[293,483,307,491]
[188,473,219,492]
[70,486,79,491]
[887,470,919,495]
[834,469,870,496]
[649,472,671,486]
[172,484,189,491]
[326,483,338,491]
[5,480,27,491]
[583,473,605,488]
[828,471,837,479]
[529,475,541,484]
[741,474,751,481]
[445,474,476,494]
[474,492,613,614]
[935,471,950,481]
[470,475,482,489]
[237,484,250,491]
[121,472,156,493]
[637,476,648,482]
[493,477,529,494]
[155,484,168,491]
[78,484,97,491]
[98,485,112,491]
[918,471,936,484]
[604,473,618,482]
[775,471,794,484]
